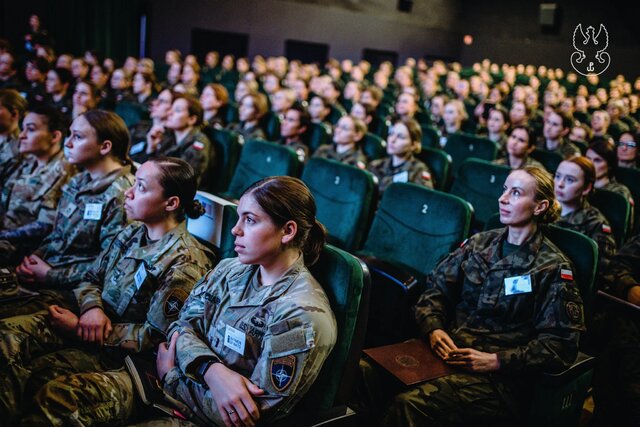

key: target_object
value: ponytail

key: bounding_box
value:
[302,219,327,266]
[185,199,206,219]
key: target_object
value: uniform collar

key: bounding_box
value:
[228,254,306,307]
[479,227,544,271]
[77,164,132,195]
[126,222,189,267]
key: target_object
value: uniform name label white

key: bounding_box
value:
[83,203,103,220]
[134,263,148,289]
[504,274,532,295]
[224,324,246,355]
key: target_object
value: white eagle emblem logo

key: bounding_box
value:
[570,24,610,76]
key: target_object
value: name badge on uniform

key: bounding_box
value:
[224,324,246,355]
[393,171,409,183]
[134,262,148,290]
[129,141,146,155]
[504,274,532,295]
[61,202,77,218]
[83,203,103,220]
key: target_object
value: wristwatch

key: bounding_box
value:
[196,358,217,385]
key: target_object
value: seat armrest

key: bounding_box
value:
[538,352,595,386]
[357,255,421,293]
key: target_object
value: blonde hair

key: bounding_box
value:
[522,166,560,223]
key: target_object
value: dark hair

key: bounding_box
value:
[548,107,573,130]
[289,102,310,132]
[29,105,68,136]
[51,67,73,86]
[27,55,51,74]
[80,109,132,165]
[0,89,28,119]
[489,105,510,125]
[173,94,204,127]
[150,156,204,221]
[243,176,327,265]
[392,117,422,148]
[588,136,617,177]
[510,125,536,147]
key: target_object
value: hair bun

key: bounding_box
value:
[185,199,205,219]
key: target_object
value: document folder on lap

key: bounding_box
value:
[363,339,455,386]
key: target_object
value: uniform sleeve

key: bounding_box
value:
[588,220,617,275]
[44,196,128,288]
[249,299,337,420]
[496,263,584,374]
[183,140,210,186]
[414,244,468,338]
[0,220,52,247]
[601,237,640,299]
[103,262,205,353]
[412,163,434,189]
[170,266,226,374]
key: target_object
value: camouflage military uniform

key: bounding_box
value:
[369,155,434,193]
[535,137,580,159]
[313,144,368,169]
[364,228,584,426]
[593,234,640,426]
[0,165,134,319]
[280,137,309,164]
[493,155,546,171]
[0,221,214,424]
[25,255,336,426]
[150,129,212,186]
[0,150,76,230]
[227,122,266,142]
[602,178,635,231]
[0,133,20,185]
[554,200,616,273]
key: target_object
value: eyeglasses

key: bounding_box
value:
[618,141,637,149]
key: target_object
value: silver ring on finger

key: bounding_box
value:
[227,409,236,415]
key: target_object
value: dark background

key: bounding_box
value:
[1,0,638,79]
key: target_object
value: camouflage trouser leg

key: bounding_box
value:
[0,289,73,320]
[23,368,136,426]
[0,310,67,424]
[381,372,518,427]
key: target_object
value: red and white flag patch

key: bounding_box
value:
[602,224,612,234]
[422,171,432,181]
[560,269,573,281]
[193,141,205,151]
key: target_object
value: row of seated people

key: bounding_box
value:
[0,105,637,425]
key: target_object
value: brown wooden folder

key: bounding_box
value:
[363,339,455,386]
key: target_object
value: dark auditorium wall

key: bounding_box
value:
[146,0,462,64]
[457,0,640,80]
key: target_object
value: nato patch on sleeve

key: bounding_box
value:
[270,355,296,392]
[164,288,189,317]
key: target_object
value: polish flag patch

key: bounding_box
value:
[459,238,468,248]
[357,161,366,170]
[560,269,574,281]
[602,224,612,234]
[422,171,432,181]
[193,141,205,151]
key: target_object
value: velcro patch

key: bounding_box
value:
[270,355,296,392]
[565,301,581,322]
[193,141,205,151]
[164,288,189,317]
[560,269,574,281]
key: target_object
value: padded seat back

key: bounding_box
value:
[588,188,631,247]
[260,111,281,141]
[362,133,386,161]
[530,149,563,173]
[362,183,472,276]
[297,245,370,411]
[417,147,452,191]
[306,122,332,154]
[420,125,440,149]
[302,158,376,252]
[225,139,302,199]
[615,166,640,233]
[443,133,498,176]
[115,102,148,128]
[201,127,243,194]
[450,158,511,229]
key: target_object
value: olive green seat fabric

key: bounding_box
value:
[443,133,498,176]
[450,158,511,230]
[223,139,302,200]
[589,188,631,247]
[417,147,452,191]
[201,127,242,194]
[530,148,563,173]
[302,158,377,252]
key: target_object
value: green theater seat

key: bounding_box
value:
[307,122,332,154]
[530,148,563,173]
[201,127,242,194]
[588,188,631,247]
[223,139,302,200]
[362,133,386,161]
[443,132,498,176]
[302,158,377,252]
[417,147,452,191]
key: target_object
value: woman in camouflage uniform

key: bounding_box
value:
[493,125,545,170]
[554,156,616,273]
[368,118,434,193]
[0,157,214,424]
[361,167,584,426]
[313,115,368,169]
